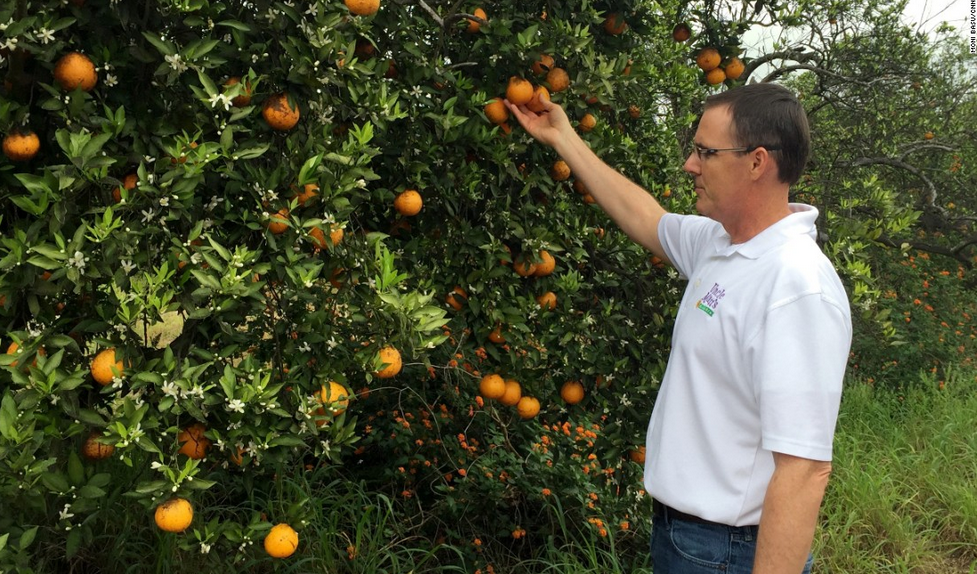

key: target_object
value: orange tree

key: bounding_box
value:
[0,0,845,571]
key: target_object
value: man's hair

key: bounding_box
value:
[704,83,810,186]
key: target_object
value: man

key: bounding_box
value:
[506,83,851,574]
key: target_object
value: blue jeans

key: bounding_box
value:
[650,513,814,573]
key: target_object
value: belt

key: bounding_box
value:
[652,499,748,529]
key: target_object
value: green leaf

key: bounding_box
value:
[19,526,37,550]
[77,485,107,499]
[41,471,70,493]
[0,394,17,441]
[141,31,176,56]
[217,20,252,31]
[68,450,85,486]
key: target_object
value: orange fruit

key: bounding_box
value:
[551,159,571,181]
[603,13,627,35]
[2,130,40,162]
[512,254,537,277]
[467,7,487,33]
[266,208,290,235]
[264,523,299,558]
[516,396,540,419]
[81,433,115,460]
[479,373,506,400]
[446,286,468,311]
[622,59,632,75]
[578,113,596,132]
[91,348,123,385]
[724,57,745,80]
[545,67,569,92]
[695,47,722,71]
[506,77,534,106]
[924,131,935,140]
[293,183,319,206]
[317,381,350,417]
[629,446,646,464]
[394,189,423,216]
[375,346,403,378]
[230,446,246,466]
[223,76,252,107]
[262,92,300,131]
[154,497,193,533]
[354,39,376,58]
[309,225,342,250]
[488,325,506,344]
[484,97,509,124]
[54,52,98,91]
[560,381,584,405]
[531,54,555,75]
[533,250,556,276]
[499,379,522,406]
[628,105,641,119]
[345,0,379,15]
[178,423,211,459]
[526,85,550,113]
[536,291,557,310]
[6,342,45,368]
[705,67,726,85]
[672,23,692,42]
[573,180,588,195]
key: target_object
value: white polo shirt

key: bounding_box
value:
[644,204,851,527]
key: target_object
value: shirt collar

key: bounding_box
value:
[714,203,820,259]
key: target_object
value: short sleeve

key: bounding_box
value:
[658,213,723,280]
[749,292,851,461]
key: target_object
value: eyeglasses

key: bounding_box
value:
[691,142,782,159]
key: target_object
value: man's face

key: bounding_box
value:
[682,105,752,221]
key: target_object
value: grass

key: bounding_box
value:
[815,370,977,573]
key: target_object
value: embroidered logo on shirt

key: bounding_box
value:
[695,283,726,317]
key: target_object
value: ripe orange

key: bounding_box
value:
[394,189,423,216]
[516,396,540,419]
[551,159,571,181]
[467,7,487,33]
[672,23,692,42]
[695,47,722,71]
[560,381,585,404]
[2,131,40,162]
[526,85,550,113]
[573,180,588,195]
[545,67,570,92]
[603,13,627,35]
[262,92,300,131]
[317,381,350,417]
[223,76,252,107]
[924,131,935,140]
[479,373,506,400]
[724,57,745,80]
[54,52,98,91]
[178,423,211,459]
[6,342,46,368]
[705,67,726,85]
[113,172,138,203]
[484,98,509,124]
[512,254,537,277]
[488,324,506,344]
[531,54,555,75]
[293,183,319,206]
[629,446,646,464]
[537,291,557,310]
[499,379,522,406]
[533,250,556,276]
[579,113,596,132]
[446,286,468,311]
[628,105,641,119]
[375,346,403,378]
[506,77,534,106]
[264,523,299,558]
[309,225,342,250]
[266,208,290,235]
[622,59,632,75]
[345,0,379,15]
[91,348,123,385]
[81,433,115,460]
[154,497,193,533]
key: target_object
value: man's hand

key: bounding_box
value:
[504,97,574,152]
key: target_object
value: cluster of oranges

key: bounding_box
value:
[478,373,539,419]
[483,55,571,133]
[670,23,746,86]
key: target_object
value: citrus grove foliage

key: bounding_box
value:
[0,0,969,571]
